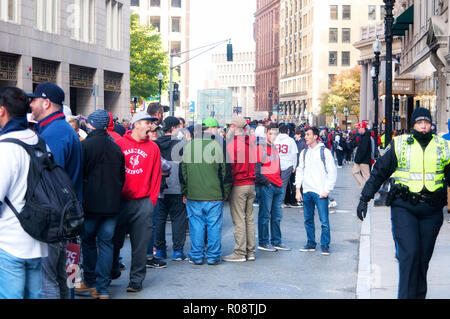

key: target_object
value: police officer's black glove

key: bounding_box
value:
[357,200,368,221]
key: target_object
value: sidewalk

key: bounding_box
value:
[357,201,450,299]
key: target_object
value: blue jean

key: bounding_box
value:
[81,216,118,295]
[186,200,223,263]
[302,192,331,248]
[147,200,160,257]
[0,248,42,299]
[258,185,284,246]
[254,185,261,205]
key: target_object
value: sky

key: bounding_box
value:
[188,0,256,102]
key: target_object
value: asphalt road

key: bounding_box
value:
[76,163,362,299]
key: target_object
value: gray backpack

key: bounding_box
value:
[302,146,328,174]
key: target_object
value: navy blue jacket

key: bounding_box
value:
[35,111,83,200]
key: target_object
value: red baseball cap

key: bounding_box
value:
[357,122,367,129]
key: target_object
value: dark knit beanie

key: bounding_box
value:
[411,107,432,126]
[87,109,110,130]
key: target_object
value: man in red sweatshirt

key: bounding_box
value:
[223,117,257,262]
[112,111,161,293]
[107,112,122,141]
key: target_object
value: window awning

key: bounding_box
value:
[392,5,414,37]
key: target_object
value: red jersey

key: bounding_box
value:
[227,135,256,186]
[257,143,282,187]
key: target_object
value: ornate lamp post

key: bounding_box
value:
[383,0,395,145]
[333,105,337,128]
[344,106,349,130]
[372,36,382,145]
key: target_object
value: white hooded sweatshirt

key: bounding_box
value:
[274,133,298,171]
[295,142,337,196]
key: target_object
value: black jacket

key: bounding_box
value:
[81,129,125,216]
[354,130,372,165]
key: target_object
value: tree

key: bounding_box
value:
[130,13,169,99]
[320,66,361,117]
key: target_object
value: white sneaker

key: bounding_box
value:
[328,200,337,208]
[337,165,343,168]
[281,204,287,208]
[253,203,259,207]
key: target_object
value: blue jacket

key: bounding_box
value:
[35,111,83,200]
[442,119,450,141]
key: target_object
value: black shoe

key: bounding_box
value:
[207,260,220,266]
[146,258,167,269]
[111,270,121,280]
[188,258,204,265]
[119,261,127,271]
[126,285,142,293]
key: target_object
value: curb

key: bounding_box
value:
[356,203,372,299]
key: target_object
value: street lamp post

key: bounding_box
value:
[384,0,395,146]
[372,37,382,147]
[344,106,349,130]
[158,72,164,105]
[333,105,337,128]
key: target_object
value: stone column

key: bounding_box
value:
[17,55,33,94]
[360,63,368,122]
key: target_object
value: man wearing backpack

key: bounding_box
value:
[74,110,125,299]
[295,126,337,256]
[0,87,48,299]
[29,83,83,299]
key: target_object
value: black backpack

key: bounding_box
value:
[1,137,84,243]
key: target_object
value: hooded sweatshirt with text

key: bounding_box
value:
[115,131,161,206]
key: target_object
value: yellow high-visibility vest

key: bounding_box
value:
[393,134,450,193]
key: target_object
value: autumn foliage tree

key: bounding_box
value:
[320,66,361,117]
[130,13,169,99]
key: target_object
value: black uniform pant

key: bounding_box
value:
[391,200,443,299]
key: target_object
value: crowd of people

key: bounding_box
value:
[1,82,449,300]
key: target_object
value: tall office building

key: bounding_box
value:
[131,0,190,117]
[279,0,384,124]
[212,48,263,119]
[0,0,131,118]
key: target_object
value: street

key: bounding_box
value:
[84,164,362,299]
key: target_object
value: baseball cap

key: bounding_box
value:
[162,116,181,132]
[357,122,367,129]
[203,117,218,128]
[230,117,248,129]
[131,111,158,126]
[28,82,65,106]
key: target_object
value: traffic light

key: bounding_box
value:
[394,97,400,112]
[173,83,179,102]
[227,43,233,62]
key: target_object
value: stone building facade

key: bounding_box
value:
[254,0,280,114]
[0,0,130,118]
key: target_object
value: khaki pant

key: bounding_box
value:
[352,163,371,190]
[447,187,450,211]
[229,184,256,257]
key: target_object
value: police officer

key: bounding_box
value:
[356,107,450,299]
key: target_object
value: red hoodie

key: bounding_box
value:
[108,112,122,141]
[115,131,161,206]
[227,135,256,186]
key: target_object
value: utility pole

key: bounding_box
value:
[384,0,395,146]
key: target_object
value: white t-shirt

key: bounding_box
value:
[274,133,298,171]
[0,129,48,259]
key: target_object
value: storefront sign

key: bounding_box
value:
[379,79,415,96]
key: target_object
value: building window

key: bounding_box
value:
[329,51,337,66]
[106,0,122,51]
[342,28,351,43]
[71,0,95,43]
[171,0,181,8]
[330,5,338,20]
[131,0,140,6]
[368,5,376,20]
[150,0,160,7]
[342,51,350,66]
[35,0,59,34]
[380,5,386,20]
[342,5,351,20]
[149,16,160,32]
[171,17,180,32]
[329,28,338,43]
[328,74,336,89]
[171,41,181,55]
[0,0,18,23]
